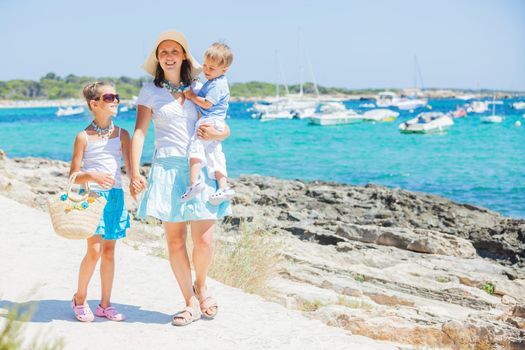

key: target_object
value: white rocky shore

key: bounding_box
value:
[1,150,524,349]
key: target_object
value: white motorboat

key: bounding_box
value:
[468,101,489,113]
[260,110,295,121]
[456,94,476,100]
[56,106,85,117]
[376,91,427,110]
[318,101,346,112]
[252,97,319,119]
[308,110,363,126]
[362,109,399,122]
[394,97,428,111]
[122,95,138,112]
[399,112,454,133]
[511,102,525,110]
[376,91,397,107]
[307,102,363,126]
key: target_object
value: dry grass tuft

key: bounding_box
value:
[298,299,324,312]
[207,220,283,295]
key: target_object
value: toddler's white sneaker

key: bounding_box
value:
[208,188,235,206]
[181,179,205,202]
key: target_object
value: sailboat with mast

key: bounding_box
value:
[376,55,427,111]
[480,95,503,123]
[394,55,428,111]
[254,31,321,121]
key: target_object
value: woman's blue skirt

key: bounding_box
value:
[137,156,231,223]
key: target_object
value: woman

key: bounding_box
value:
[130,30,231,326]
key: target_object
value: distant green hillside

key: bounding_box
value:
[2,73,521,100]
[229,81,399,97]
[0,73,148,100]
[0,73,398,100]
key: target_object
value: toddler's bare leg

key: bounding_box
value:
[215,171,227,190]
[189,158,203,185]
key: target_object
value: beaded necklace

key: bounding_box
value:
[162,80,189,94]
[91,121,114,140]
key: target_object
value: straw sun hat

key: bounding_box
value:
[142,30,202,78]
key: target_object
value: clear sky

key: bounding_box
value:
[1,0,524,90]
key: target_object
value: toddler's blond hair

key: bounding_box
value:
[204,42,233,68]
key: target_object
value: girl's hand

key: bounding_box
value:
[91,172,115,190]
[197,123,221,141]
[130,174,147,200]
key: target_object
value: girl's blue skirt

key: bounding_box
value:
[94,188,130,240]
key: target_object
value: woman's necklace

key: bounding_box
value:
[91,120,114,140]
[162,80,189,94]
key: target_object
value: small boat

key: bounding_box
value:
[359,103,375,108]
[362,109,399,122]
[376,91,397,107]
[450,108,467,118]
[468,101,489,113]
[399,112,454,133]
[308,110,363,126]
[480,115,503,123]
[456,94,476,100]
[260,110,296,121]
[394,97,428,111]
[375,91,427,111]
[481,96,504,123]
[307,102,362,126]
[253,97,319,120]
[56,106,85,117]
[511,102,525,110]
[119,106,129,113]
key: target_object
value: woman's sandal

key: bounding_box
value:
[171,298,201,327]
[95,305,125,321]
[193,283,218,319]
[71,295,94,322]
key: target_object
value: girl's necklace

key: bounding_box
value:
[91,121,114,140]
[162,80,189,94]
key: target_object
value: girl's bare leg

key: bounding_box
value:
[100,239,116,308]
[75,235,102,305]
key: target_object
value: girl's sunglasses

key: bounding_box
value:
[96,93,120,103]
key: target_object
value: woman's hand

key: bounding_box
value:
[130,174,147,200]
[90,172,115,190]
[197,123,229,141]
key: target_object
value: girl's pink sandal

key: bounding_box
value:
[95,305,125,321]
[71,295,94,322]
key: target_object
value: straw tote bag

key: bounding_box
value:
[47,172,107,239]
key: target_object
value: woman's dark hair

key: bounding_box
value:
[153,47,193,88]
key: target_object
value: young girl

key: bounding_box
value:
[69,81,131,322]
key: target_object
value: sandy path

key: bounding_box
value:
[0,195,398,350]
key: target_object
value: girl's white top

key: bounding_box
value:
[81,128,123,190]
[137,82,201,158]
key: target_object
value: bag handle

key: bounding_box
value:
[67,172,91,202]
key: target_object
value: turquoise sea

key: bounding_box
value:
[0,99,524,218]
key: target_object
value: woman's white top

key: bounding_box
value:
[81,128,123,190]
[137,82,201,158]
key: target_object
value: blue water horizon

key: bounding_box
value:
[0,98,523,218]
